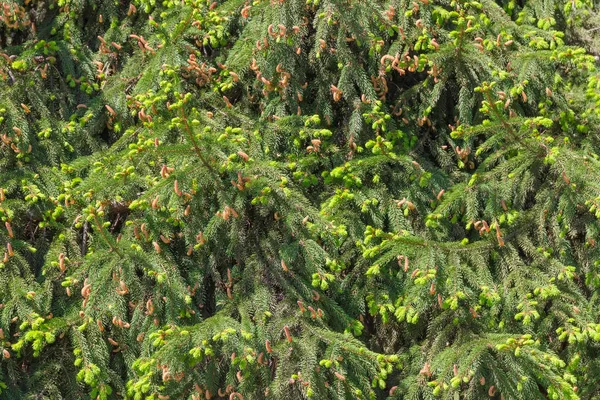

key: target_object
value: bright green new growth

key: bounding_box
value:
[1,0,600,398]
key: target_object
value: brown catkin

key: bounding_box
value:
[5,222,13,238]
[334,372,346,381]
[146,299,154,315]
[284,326,292,343]
[265,339,272,353]
[237,151,249,161]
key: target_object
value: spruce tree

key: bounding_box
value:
[1,0,600,399]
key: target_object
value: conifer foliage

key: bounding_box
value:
[1,0,600,398]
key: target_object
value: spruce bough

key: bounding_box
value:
[1,0,600,398]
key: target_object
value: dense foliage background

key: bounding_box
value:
[2,0,600,398]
